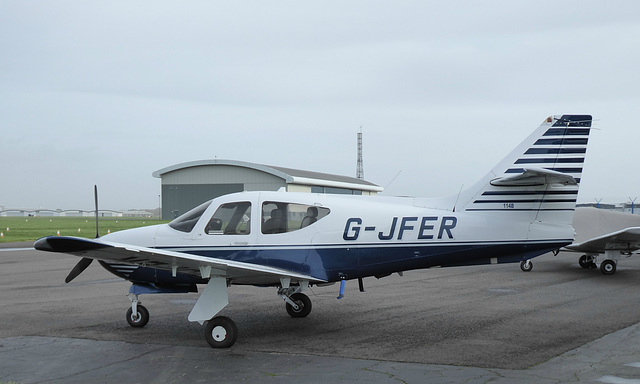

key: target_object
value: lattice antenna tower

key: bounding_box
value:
[356,127,364,180]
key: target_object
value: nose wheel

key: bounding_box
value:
[126,293,150,328]
[126,304,149,327]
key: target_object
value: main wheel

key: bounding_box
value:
[600,260,617,275]
[286,293,312,318]
[205,316,238,348]
[520,260,533,272]
[126,304,149,328]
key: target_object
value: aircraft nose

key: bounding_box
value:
[100,224,160,247]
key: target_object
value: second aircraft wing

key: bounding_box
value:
[564,227,640,254]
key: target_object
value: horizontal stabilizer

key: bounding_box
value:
[490,167,577,187]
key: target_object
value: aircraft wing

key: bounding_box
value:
[34,236,325,285]
[490,167,577,187]
[564,227,640,254]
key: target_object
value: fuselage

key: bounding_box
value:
[100,190,574,285]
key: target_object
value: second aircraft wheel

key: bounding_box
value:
[286,293,312,318]
[579,255,597,269]
[126,304,149,328]
[600,260,617,275]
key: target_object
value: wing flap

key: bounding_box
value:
[564,227,640,253]
[490,167,577,187]
[35,236,325,284]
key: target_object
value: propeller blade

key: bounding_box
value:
[65,257,93,283]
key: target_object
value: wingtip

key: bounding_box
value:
[33,236,108,253]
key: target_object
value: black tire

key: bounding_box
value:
[126,304,149,328]
[600,260,617,275]
[520,260,533,272]
[578,255,597,269]
[579,255,590,269]
[205,316,238,348]
[286,293,312,318]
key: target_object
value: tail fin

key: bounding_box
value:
[459,114,592,225]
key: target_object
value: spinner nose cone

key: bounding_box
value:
[34,237,53,251]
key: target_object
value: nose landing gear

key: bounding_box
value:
[126,293,149,328]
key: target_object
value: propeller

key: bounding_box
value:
[65,257,93,283]
[64,185,99,283]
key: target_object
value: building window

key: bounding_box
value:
[310,186,363,195]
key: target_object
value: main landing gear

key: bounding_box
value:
[199,282,312,348]
[579,254,618,275]
[520,259,533,272]
[200,290,312,348]
[204,316,238,348]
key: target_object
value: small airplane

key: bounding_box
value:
[517,207,640,275]
[35,114,592,348]
[564,226,640,275]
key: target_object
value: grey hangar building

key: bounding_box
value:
[153,160,383,220]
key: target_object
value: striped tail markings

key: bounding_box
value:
[463,115,591,216]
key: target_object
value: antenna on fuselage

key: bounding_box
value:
[356,127,364,180]
[384,170,402,190]
[452,184,464,213]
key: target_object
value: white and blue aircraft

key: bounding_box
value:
[35,114,592,348]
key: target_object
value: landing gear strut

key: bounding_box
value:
[278,283,313,318]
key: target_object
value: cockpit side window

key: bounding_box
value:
[206,202,251,235]
[168,200,213,233]
[261,202,329,234]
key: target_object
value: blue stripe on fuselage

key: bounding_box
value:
[149,239,570,283]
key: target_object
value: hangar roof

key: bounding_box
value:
[152,159,383,193]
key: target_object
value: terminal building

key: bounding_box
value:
[153,159,383,220]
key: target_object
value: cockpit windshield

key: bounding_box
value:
[168,200,213,233]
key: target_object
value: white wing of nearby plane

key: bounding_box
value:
[563,227,640,275]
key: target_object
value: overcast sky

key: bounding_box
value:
[1,1,639,210]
